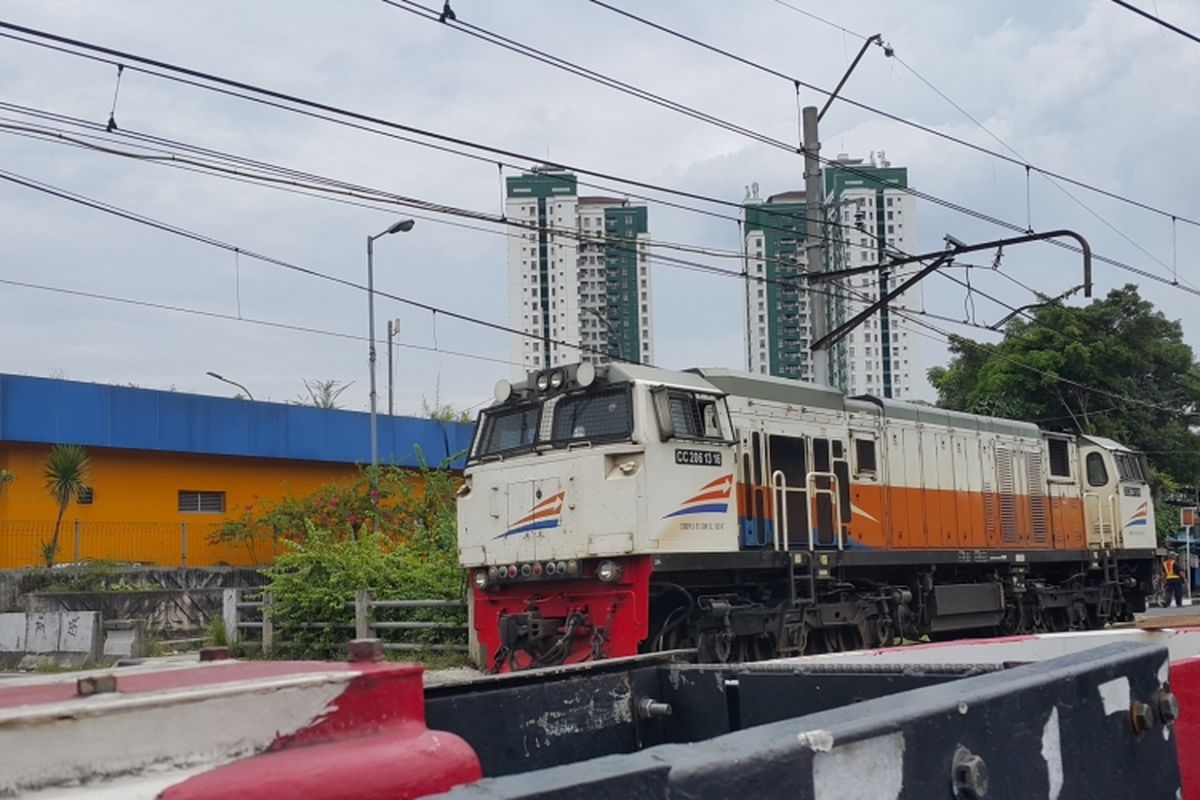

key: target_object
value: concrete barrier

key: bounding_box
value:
[0,610,102,668]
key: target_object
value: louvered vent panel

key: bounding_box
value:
[983,482,996,542]
[996,447,1017,544]
[1027,450,1047,544]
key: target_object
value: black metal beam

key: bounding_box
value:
[436,641,1179,799]
[810,254,952,351]
[811,229,1092,298]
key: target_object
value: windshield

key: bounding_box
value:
[1114,451,1149,483]
[550,386,633,443]
[475,402,540,458]
[472,384,633,461]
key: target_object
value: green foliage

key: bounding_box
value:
[298,378,351,409]
[422,397,473,423]
[0,468,13,495]
[206,615,228,647]
[41,444,91,567]
[211,456,460,558]
[264,529,464,659]
[928,285,1200,498]
[18,561,141,594]
[213,459,465,658]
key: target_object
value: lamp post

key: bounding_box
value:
[206,371,254,400]
[367,220,415,469]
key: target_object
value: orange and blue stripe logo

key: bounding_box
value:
[497,491,565,539]
[663,475,733,519]
[1127,501,1148,527]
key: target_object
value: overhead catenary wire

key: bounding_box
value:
[0,276,524,369]
[6,158,1181,426]
[1110,0,1200,46]
[0,21,1185,311]
[588,0,1200,232]
[8,117,1049,334]
[0,168,622,363]
[0,26,1186,419]
[0,20,1192,304]
[372,4,1197,297]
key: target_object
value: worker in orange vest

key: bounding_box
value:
[1164,552,1185,608]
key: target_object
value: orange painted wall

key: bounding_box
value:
[0,442,360,568]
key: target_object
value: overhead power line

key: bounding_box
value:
[375,3,1198,295]
[0,110,1045,336]
[0,277,523,369]
[762,0,1193,291]
[1110,0,1200,46]
[0,23,1190,419]
[585,0,1200,231]
[3,160,1183,428]
[0,19,1189,302]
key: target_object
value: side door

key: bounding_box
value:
[767,433,808,550]
[1079,446,1117,548]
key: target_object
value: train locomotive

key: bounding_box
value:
[457,362,1157,671]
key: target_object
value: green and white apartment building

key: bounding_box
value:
[742,153,919,399]
[506,168,653,374]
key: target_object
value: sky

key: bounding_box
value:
[2,0,1199,417]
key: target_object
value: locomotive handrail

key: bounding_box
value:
[1083,491,1108,548]
[1109,494,1120,550]
[806,471,843,551]
[770,470,788,552]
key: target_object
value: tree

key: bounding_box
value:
[928,285,1200,528]
[42,444,90,567]
[299,379,352,409]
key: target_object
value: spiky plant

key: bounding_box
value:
[42,444,90,567]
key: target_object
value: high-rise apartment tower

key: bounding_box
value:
[742,153,919,398]
[506,168,653,375]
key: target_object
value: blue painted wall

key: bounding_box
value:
[0,374,475,469]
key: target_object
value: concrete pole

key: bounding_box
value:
[387,320,395,417]
[802,105,829,386]
[367,234,379,470]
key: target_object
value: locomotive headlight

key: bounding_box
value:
[472,570,489,590]
[596,559,622,583]
[536,373,551,392]
[549,369,566,390]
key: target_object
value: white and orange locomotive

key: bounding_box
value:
[458,362,1156,671]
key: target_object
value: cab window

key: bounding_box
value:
[550,385,632,444]
[1114,451,1147,482]
[1085,452,1109,487]
[653,388,726,441]
[475,402,541,458]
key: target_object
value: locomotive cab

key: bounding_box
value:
[1077,436,1155,550]
[457,363,737,670]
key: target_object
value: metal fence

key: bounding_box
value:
[0,520,274,569]
[222,588,469,653]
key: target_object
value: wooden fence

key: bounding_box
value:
[221,588,468,653]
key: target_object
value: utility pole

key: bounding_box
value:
[802,105,828,386]
[387,319,400,416]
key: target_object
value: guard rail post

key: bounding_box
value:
[355,589,372,639]
[261,592,274,653]
[223,588,241,647]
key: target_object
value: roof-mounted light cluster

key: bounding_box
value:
[494,362,599,404]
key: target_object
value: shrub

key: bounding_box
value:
[264,527,464,659]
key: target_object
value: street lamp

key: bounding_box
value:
[367,219,415,468]
[206,371,254,400]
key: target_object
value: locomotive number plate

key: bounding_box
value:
[675,448,722,467]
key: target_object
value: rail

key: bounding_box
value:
[222,588,469,653]
[806,470,844,551]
